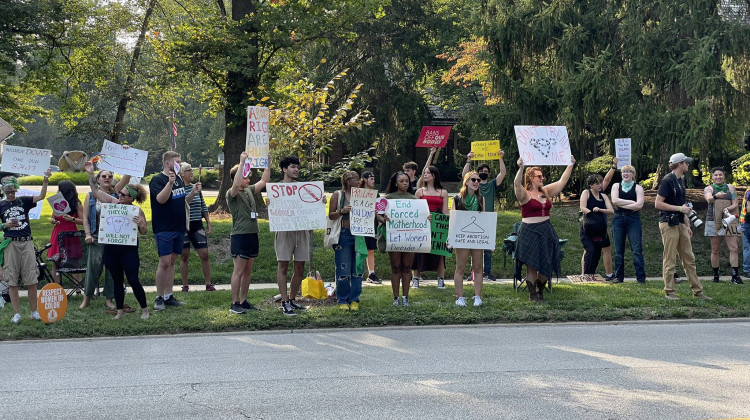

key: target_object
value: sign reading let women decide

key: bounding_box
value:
[385,199,431,253]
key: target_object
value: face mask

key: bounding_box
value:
[479,173,489,180]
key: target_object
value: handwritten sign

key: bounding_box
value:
[447,210,497,250]
[615,138,631,168]
[16,189,42,220]
[416,126,451,148]
[37,283,68,324]
[350,187,377,237]
[514,126,571,166]
[246,106,270,169]
[471,140,502,160]
[98,203,139,246]
[97,140,148,178]
[47,192,71,216]
[714,199,741,237]
[430,212,452,257]
[0,145,51,176]
[385,199,431,253]
[267,181,326,231]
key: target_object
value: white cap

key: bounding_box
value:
[669,153,693,165]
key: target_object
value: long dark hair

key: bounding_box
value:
[58,180,80,216]
[424,165,444,191]
[386,172,409,194]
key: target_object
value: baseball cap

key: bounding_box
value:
[669,153,693,165]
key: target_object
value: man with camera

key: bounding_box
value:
[655,153,712,301]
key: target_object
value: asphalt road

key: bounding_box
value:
[2,320,749,419]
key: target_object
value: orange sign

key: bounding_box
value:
[37,283,68,324]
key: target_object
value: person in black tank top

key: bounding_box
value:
[579,175,614,275]
[611,165,647,283]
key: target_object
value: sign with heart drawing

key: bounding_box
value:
[46,192,70,216]
[514,126,572,166]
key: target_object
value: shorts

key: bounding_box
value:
[704,220,717,237]
[365,236,377,251]
[154,231,185,257]
[230,233,259,259]
[3,241,39,287]
[274,230,312,262]
[183,221,208,250]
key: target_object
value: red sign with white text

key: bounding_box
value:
[415,126,451,148]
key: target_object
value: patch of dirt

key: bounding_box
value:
[212,236,232,265]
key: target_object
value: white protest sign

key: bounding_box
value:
[246,106,270,169]
[447,210,497,251]
[514,126,571,166]
[46,192,70,216]
[267,182,326,231]
[97,140,148,178]
[16,189,42,220]
[385,199,431,253]
[0,145,51,176]
[615,138,631,168]
[350,187,377,237]
[97,203,138,246]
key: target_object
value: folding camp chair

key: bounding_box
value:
[56,230,88,297]
[510,222,568,293]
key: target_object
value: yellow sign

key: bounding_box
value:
[37,283,68,324]
[471,140,502,160]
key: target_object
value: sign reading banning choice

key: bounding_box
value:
[267,182,327,231]
[447,210,497,250]
[514,126,571,166]
[385,199,431,253]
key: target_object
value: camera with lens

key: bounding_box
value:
[686,202,703,228]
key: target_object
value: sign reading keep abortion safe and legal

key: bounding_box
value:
[514,126,571,166]
[385,199,431,253]
[267,182,327,232]
[0,145,51,176]
[349,187,377,237]
[447,210,497,250]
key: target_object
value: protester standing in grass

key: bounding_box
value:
[47,180,84,284]
[329,171,364,311]
[513,156,575,303]
[579,174,614,275]
[227,152,270,314]
[452,171,486,307]
[178,162,215,293]
[412,150,449,289]
[740,187,750,277]
[703,166,742,284]
[359,171,381,285]
[610,164,646,283]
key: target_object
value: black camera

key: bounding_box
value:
[668,213,683,226]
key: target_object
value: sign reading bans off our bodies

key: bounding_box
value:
[245,106,270,172]
[349,187,377,237]
[385,199,431,253]
[514,126,571,166]
[267,182,327,232]
[447,210,497,251]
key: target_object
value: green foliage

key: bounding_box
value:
[731,152,750,186]
[17,171,118,186]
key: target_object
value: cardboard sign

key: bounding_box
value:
[350,187,377,237]
[246,106,270,168]
[714,199,741,237]
[267,182,326,231]
[615,138,631,168]
[0,116,13,140]
[385,199,431,253]
[97,140,148,178]
[46,192,70,216]
[447,210,497,250]
[514,126,571,166]
[416,126,451,148]
[0,145,51,176]
[37,283,68,324]
[16,189,42,220]
[430,212,452,257]
[471,140,502,160]
[98,203,139,246]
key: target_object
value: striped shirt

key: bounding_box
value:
[185,184,208,222]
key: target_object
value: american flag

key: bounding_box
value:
[170,110,177,151]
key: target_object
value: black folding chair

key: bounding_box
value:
[511,222,568,293]
[56,231,88,297]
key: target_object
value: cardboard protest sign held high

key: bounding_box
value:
[416,126,451,148]
[447,210,497,250]
[385,199,431,253]
[514,126,571,166]
[47,192,71,216]
[98,203,139,246]
[97,140,148,178]
[471,140,502,160]
[37,283,68,324]
[246,106,270,169]
[350,187,377,237]
[16,189,42,220]
[0,145,51,176]
[615,138,631,168]
[430,212,452,257]
[714,199,741,237]
[267,182,327,231]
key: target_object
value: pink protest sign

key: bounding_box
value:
[415,126,451,148]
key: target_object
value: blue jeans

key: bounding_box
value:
[742,223,750,274]
[334,228,362,304]
[612,212,646,282]
[483,250,493,276]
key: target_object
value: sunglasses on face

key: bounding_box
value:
[118,192,131,197]
[469,178,480,183]
[100,174,113,179]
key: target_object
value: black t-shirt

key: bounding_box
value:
[657,172,686,223]
[0,196,36,238]
[149,173,187,233]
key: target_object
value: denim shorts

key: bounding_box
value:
[154,231,185,257]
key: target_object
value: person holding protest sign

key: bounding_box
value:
[47,180,84,284]
[178,162,215,293]
[329,171,365,310]
[610,164,646,283]
[513,156,575,303]
[462,149,507,281]
[412,162,449,289]
[1,170,51,323]
[703,167,742,284]
[452,171,487,307]
[94,184,150,319]
[378,172,418,306]
[150,151,187,310]
[579,175,614,275]
[227,152,270,314]
[358,171,381,284]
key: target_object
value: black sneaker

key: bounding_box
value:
[674,273,683,284]
[153,296,165,311]
[289,299,306,311]
[229,302,247,314]
[604,274,616,281]
[713,275,720,283]
[367,272,382,284]
[281,301,296,316]
[240,300,260,311]
[731,276,744,285]
[164,295,186,306]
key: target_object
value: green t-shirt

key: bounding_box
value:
[385,191,417,200]
[479,181,497,212]
[226,185,259,235]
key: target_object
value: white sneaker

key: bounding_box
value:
[411,277,420,289]
[30,311,41,320]
[11,313,21,324]
[402,296,410,307]
[455,297,466,307]
[437,277,445,289]
[473,296,483,307]
[393,297,400,306]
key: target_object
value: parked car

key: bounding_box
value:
[49,165,60,172]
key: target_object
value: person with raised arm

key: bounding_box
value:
[178,162,215,292]
[610,165,646,283]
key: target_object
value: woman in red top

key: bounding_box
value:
[412,164,449,288]
[48,180,84,284]
[513,156,575,302]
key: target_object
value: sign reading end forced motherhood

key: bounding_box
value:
[245,106,270,172]
[97,140,148,178]
[98,203,139,246]
[385,199,431,253]
[267,182,327,232]
[447,210,497,250]
[0,145,51,176]
[514,126,571,166]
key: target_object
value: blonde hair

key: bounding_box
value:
[340,170,359,188]
[621,165,636,177]
[459,171,478,198]
[162,151,180,164]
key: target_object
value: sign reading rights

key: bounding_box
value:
[37,283,68,324]
[98,203,139,246]
[615,138,631,168]
[97,140,148,178]
[0,145,51,176]
[245,106,270,173]
[267,181,327,231]
[350,187,377,237]
[447,210,497,250]
[470,140,502,160]
[514,126,571,166]
[415,126,451,148]
[430,212,452,257]
[385,199,431,253]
